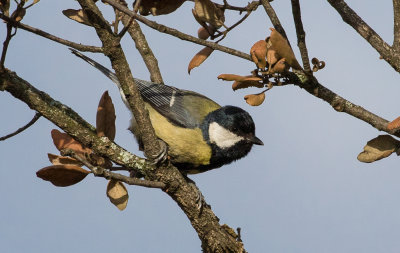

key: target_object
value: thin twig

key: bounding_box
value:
[0,112,41,141]
[260,0,289,43]
[0,13,103,53]
[0,24,14,69]
[327,0,400,73]
[393,0,400,51]
[64,149,166,189]
[291,0,312,74]
[102,0,251,61]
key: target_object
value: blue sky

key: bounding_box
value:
[1,1,400,252]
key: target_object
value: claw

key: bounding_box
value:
[150,139,169,165]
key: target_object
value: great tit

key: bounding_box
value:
[70,49,263,174]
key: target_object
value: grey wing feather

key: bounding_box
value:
[69,48,202,128]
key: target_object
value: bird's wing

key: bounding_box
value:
[69,48,220,128]
[134,79,220,128]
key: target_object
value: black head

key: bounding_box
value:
[200,105,263,169]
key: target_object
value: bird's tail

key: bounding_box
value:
[69,48,130,108]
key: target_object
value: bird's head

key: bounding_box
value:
[201,106,263,166]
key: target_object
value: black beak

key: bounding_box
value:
[249,136,264,145]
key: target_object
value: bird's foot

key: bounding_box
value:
[150,139,169,166]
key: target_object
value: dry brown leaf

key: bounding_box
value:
[388,116,400,131]
[266,48,279,67]
[193,0,225,28]
[107,179,129,211]
[36,164,90,187]
[269,58,289,74]
[51,129,92,155]
[231,76,263,91]
[96,91,116,141]
[217,74,247,81]
[250,40,268,69]
[47,153,83,166]
[244,92,266,106]
[357,135,400,163]
[188,47,214,74]
[138,0,186,16]
[269,28,302,70]
[62,9,91,26]
[198,27,210,40]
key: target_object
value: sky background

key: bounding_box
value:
[1,1,400,252]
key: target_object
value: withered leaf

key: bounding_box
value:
[269,58,289,74]
[269,28,302,70]
[250,40,268,69]
[36,164,90,187]
[244,92,266,106]
[188,47,214,74]
[62,9,92,26]
[193,0,225,28]
[266,48,278,67]
[51,129,92,155]
[96,91,116,141]
[357,135,400,163]
[107,179,129,211]
[387,116,400,131]
[218,74,246,81]
[218,74,262,82]
[231,76,263,91]
[47,153,83,166]
[138,0,186,16]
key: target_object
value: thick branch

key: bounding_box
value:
[260,0,289,42]
[0,112,41,141]
[102,0,251,61]
[291,0,312,74]
[0,13,103,53]
[116,1,164,84]
[327,0,400,73]
[394,0,400,50]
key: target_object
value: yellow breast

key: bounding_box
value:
[146,106,211,166]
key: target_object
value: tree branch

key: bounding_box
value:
[393,0,400,51]
[327,0,400,73]
[0,13,103,53]
[0,112,41,141]
[115,0,164,84]
[291,0,312,74]
[102,0,251,61]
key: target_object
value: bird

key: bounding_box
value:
[70,48,263,174]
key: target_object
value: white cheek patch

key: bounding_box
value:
[209,122,244,149]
